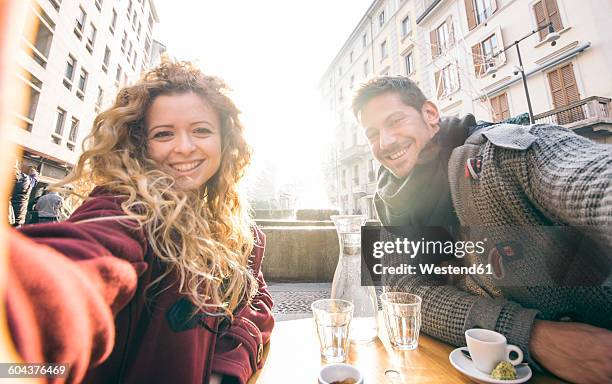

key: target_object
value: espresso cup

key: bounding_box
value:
[318,363,364,384]
[465,329,524,373]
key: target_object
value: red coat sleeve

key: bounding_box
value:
[6,192,147,383]
[211,228,275,384]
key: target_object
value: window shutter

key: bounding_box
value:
[430,29,439,58]
[465,0,477,30]
[472,43,484,77]
[435,70,443,98]
[490,95,501,122]
[561,63,580,103]
[545,0,563,37]
[534,0,548,39]
[499,93,510,120]
[547,68,566,108]
[447,15,455,46]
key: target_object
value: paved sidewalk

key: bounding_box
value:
[267,282,383,321]
[268,282,331,321]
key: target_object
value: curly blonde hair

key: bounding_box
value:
[57,59,256,316]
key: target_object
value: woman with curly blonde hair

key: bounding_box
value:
[5,59,274,384]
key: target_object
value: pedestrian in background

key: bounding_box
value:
[34,190,64,223]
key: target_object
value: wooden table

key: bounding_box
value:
[248,317,565,383]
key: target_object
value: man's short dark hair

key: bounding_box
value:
[352,76,428,119]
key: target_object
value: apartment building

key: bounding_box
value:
[416,0,611,141]
[14,0,159,188]
[322,0,611,215]
[320,0,423,217]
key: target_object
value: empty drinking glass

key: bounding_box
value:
[312,299,354,363]
[380,292,422,350]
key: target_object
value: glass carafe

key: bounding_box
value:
[330,215,378,343]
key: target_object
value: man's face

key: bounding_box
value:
[359,92,439,179]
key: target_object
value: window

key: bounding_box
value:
[16,70,42,131]
[68,117,79,144]
[74,6,86,38]
[378,10,385,27]
[95,86,104,113]
[121,31,127,52]
[349,50,354,63]
[148,14,154,31]
[48,0,61,11]
[53,107,66,141]
[435,64,459,97]
[132,10,138,30]
[341,169,347,188]
[368,160,377,182]
[95,0,102,11]
[349,75,355,89]
[363,60,369,77]
[63,54,76,89]
[353,164,360,185]
[472,33,498,77]
[26,9,55,67]
[490,93,509,122]
[103,46,110,72]
[137,21,142,39]
[430,17,454,58]
[380,40,388,59]
[547,63,583,124]
[404,51,414,75]
[465,0,497,30]
[77,68,88,99]
[362,33,367,48]
[533,0,563,40]
[144,36,152,56]
[110,9,117,33]
[115,65,122,85]
[401,15,411,37]
[86,23,97,53]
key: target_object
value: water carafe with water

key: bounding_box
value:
[330,215,378,343]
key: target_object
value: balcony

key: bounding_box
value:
[534,96,611,128]
[416,0,444,24]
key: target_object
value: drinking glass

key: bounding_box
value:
[312,299,354,363]
[380,292,422,350]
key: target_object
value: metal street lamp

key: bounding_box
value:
[484,23,560,124]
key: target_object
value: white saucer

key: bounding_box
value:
[449,347,532,384]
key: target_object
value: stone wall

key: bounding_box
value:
[260,225,339,282]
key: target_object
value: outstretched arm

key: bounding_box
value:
[6,193,147,382]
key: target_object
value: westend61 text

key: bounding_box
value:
[372,263,493,276]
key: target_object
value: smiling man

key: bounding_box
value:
[352,76,612,384]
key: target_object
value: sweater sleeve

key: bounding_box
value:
[6,192,148,383]
[211,229,274,384]
[521,124,612,245]
[387,271,539,364]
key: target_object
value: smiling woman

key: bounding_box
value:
[146,92,222,190]
[4,58,274,384]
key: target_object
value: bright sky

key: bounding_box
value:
[153,0,372,208]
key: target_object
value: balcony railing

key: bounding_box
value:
[534,96,610,127]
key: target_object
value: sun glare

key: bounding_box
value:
[153,0,371,209]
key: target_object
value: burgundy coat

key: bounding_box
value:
[7,187,274,383]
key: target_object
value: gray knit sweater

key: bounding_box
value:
[374,123,612,366]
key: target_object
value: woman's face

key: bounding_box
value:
[145,92,222,190]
